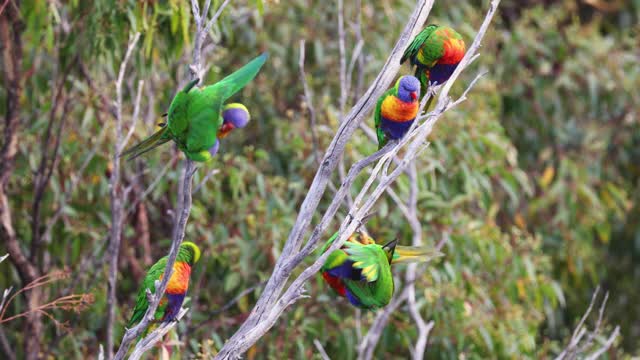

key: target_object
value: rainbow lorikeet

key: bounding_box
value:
[400,25,466,96]
[121,53,267,162]
[374,75,421,149]
[127,242,201,328]
[320,231,441,310]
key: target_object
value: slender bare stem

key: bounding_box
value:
[298,40,321,165]
[106,32,140,360]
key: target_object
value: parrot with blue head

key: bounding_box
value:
[121,53,267,162]
[374,75,421,149]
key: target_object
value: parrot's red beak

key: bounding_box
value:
[410,91,418,100]
[217,122,235,139]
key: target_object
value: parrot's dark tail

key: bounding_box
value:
[120,127,170,161]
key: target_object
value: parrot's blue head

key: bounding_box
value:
[395,76,420,102]
[218,103,250,139]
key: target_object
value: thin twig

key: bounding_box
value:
[299,40,321,165]
[128,307,189,360]
[555,286,621,360]
[106,32,140,360]
[314,339,331,360]
[357,287,409,360]
[120,80,145,152]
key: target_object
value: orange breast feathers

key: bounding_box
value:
[440,37,466,65]
[161,261,192,294]
[380,96,419,122]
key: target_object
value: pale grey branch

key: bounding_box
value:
[106,32,140,360]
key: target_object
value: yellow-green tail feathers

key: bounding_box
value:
[391,245,443,264]
[120,126,170,161]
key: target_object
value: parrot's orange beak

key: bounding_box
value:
[410,91,418,100]
[217,122,235,139]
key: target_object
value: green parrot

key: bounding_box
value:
[121,53,268,162]
[127,242,201,328]
[320,231,441,310]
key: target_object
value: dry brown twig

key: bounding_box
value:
[0,268,94,325]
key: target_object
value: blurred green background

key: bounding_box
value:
[0,0,638,358]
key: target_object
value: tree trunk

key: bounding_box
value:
[0,1,43,359]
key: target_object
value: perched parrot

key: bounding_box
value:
[374,75,421,149]
[127,241,201,328]
[320,231,441,310]
[121,53,267,162]
[400,25,466,96]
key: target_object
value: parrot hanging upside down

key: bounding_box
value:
[121,53,268,162]
[127,241,201,329]
[320,231,442,310]
[374,75,421,149]
[401,24,466,97]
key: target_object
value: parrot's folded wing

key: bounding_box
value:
[343,242,384,282]
[400,24,439,65]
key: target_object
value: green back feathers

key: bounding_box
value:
[374,87,397,148]
[127,257,168,327]
[401,24,439,66]
[342,240,396,282]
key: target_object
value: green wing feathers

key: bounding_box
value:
[120,126,170,161]
[127,258,167,328]
[400,24,438,65]
[343,242,386,282]
[391,245,443,264]
[375,89,395,149]
[201,52,269,102]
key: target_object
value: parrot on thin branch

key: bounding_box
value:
[127,241,201,329]
[320,231,442,310]
[374,75,421,149]
[401,25,466,106]
[121,53,268,162]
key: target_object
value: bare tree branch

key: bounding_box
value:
[314,338,332,360]
[555,286,621,360]
[357,287,409,360]
[106,31,141,360]
[120,80,145,152]
[299,39,321,165]
[128,307,189,360]
[214,0,502,357]
[216,6,436,354]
